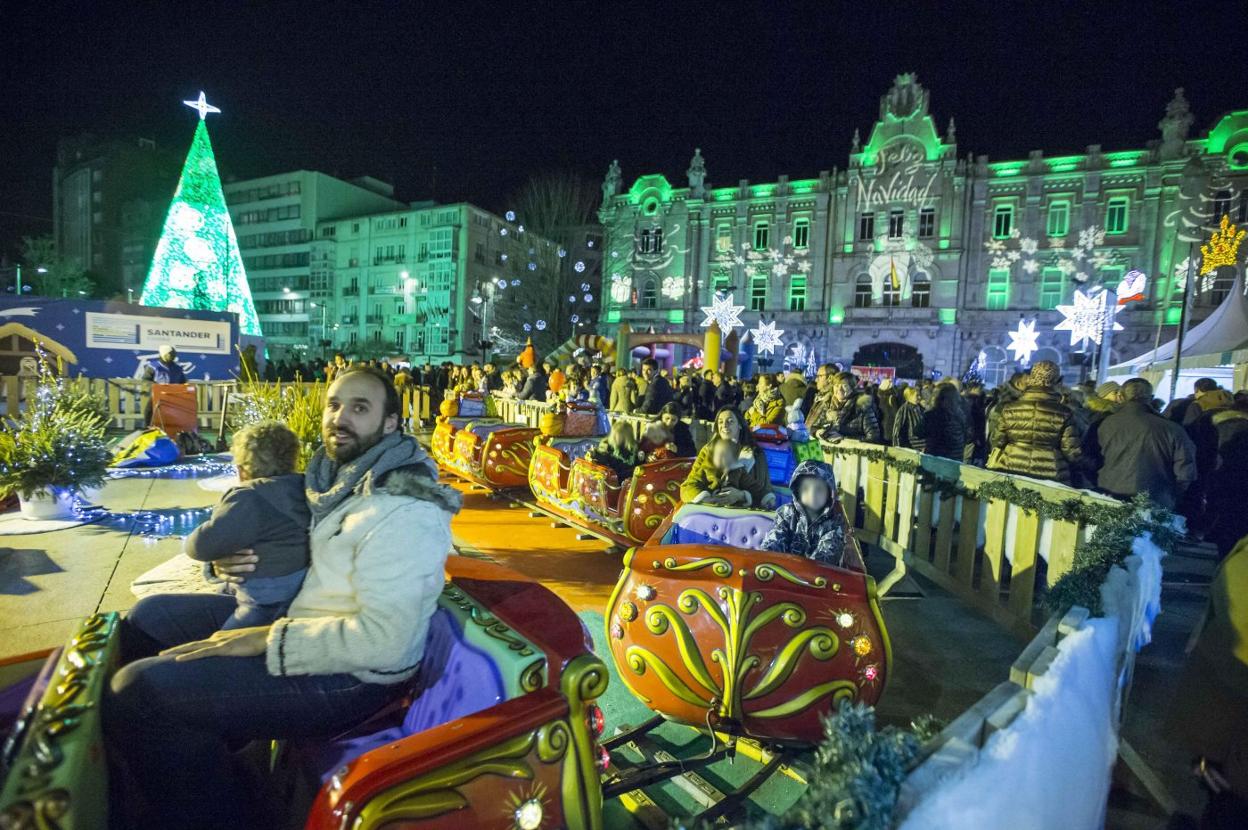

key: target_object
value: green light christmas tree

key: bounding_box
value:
[140,92,263,337]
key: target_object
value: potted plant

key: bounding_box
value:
[0,357,112,521]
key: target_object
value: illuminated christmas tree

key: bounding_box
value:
[140,92,262,336]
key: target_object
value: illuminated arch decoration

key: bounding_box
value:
[140,93,262,337]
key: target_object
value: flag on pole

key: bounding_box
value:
[889,256,900,290]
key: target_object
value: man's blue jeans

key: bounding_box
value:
[103,593,402,829]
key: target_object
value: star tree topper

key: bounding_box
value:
[700,292,745,331]
[750,319,785,354]
[182,91,221,120]
[1054,288,1122,349]
[1007,318,1040,365]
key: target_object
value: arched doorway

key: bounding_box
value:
[851,342,924,380]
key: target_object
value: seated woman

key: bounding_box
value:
[680,406,775,509]
[746,373,785,428]
[589,419,642,481]
[639,402,698,461]
[760,459,855,568]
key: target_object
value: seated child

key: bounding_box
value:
[639,419,676,462]
[760,460,850,567]
[589,419,641,482]
[745,374,786,428]
[186,420,311,630]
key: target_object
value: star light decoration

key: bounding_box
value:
[1054,288,1122,349]
[1007,318,1040,365]
[750,319,785,354]
[700,292,745,331]
[182,91,221,121]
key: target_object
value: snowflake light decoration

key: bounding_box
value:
[1007,319,1040,365]
[750,319,785,355]
[1054,288,1123,349]
[700,293,745,331]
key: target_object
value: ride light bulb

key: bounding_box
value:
[597,746,612,772]
[586,704,605,739]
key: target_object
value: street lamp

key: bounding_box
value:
[10,264,45,296]
[310,302,329,359]
[470,286,492,363]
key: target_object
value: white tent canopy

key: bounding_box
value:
[1111,269,1248,375]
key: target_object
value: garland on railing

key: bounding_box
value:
[687,702,942,830]
[1045,495,1179,616]
[825,443,1150,528]
[824,444,1180,617]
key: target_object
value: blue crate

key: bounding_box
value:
[761,442,797,486]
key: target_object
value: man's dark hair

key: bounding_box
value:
[642,358,659,371]
[1194,377,1219,394]
[333,365,402,421]
[1121,377,1153,402]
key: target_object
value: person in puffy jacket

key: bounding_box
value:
[823,372,883,443]
[989,360,1082,484]
[760,460,853,568]
[680,407,775,509]
[891,384,926,450]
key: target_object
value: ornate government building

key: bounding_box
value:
[597,75,1248,384]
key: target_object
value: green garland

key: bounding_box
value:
[682,703,943,830]
[825,444,1180,616]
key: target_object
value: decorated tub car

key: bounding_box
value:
[445,422,543,489]
[429,392,500,468]
[604,503,887,745]
[0,558,610,830]
[554,454,694,547]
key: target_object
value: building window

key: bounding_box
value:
[716,223,733,252]
[749,274,768,310]
[638,228,663,255]
[641,278,657,309]
[1213,190,1232,223]
[911,274,930,308]
[918,207,935,238]
[711,269,732,294]
[793,218,810,249]
[1238,191,1248,223]
[788,275,807,311]
[986,268,1010,310]
[1040,267,1065,310]
[753,222,770,251]
[888,209,904,239]
[1047,201,1070,237]
[992,205,1014,239]
[854,274,872,308]
[881,276,900,307]
[858,213,875,241]
[1208,268,1235,305]
[1106,197,1129,235]
[981,345,1009,387]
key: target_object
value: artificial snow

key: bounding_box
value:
[898,532,1166,830]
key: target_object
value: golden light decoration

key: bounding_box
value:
[851,635,873,657]
[1199,215,1246,276]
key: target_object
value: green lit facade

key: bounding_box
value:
[599,75,1248,382]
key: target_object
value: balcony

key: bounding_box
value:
[366,315,385,325]
[342,287,359,297]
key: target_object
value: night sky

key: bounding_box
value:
[4,1,1248,258]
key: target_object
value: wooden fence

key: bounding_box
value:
[823,440,1120,638]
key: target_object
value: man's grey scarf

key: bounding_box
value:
[304,431,437,524]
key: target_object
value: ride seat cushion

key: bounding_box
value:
[663,510,776,550]
[467,422,518,440]
[303,607,507,783]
